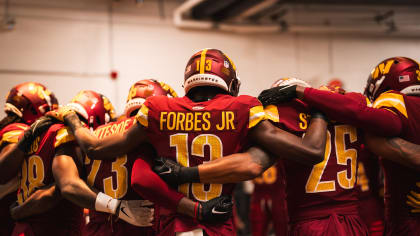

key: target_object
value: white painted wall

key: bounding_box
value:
[1,0,420,114]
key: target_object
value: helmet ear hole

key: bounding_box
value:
[129,109,139,118]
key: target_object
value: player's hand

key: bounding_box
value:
[153,157,200,186]
[407,182,420,213]
[17,116,55,153]
[153,157,184,187]
[116,199,154,227]
[258,85,297,106]
[46,105,76,122]
[198,195,233,224]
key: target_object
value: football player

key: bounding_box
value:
[355,145,384,236]
[364,133,420,215]
[258,57,420,235]
[46,48,328,236]
[156,78,369,235]
[9,90,153,236]
[0,82,58,236]
[249,164,287,236]
[83,79,232,236]
[101,93,118,122]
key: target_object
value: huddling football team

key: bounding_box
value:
[0,48,419,236]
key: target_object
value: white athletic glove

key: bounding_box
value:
[95,192,154,227]
[116,200,154,227]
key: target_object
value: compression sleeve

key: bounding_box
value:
[131,158,184,211]
[302,88,402,137]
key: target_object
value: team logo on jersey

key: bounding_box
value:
[192,106,205,110]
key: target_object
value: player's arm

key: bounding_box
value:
[196,115,327,183]
[193,146,274,183]
[0,117,55,183]
[251,115,327,165]
[154,115,327,184]
[10,184,60,220]
[259,86,402,136]
[0,143,25,184]
[52,142,154,226]
[131,157,233,223]
[52,142,98,209]
[365,133,420,171]
[131,157,184,210]
[63,112,147,160]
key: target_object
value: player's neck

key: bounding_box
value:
[186,87,227,102]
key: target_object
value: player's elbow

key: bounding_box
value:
[237,159,264,180]
[59,182,78,201]
[248,163,264,180]
[306,148,324,165]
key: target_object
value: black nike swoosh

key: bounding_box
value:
[120,207,129,217]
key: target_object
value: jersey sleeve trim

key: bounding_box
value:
[373,92,408,118]
[135,104,149,127]
[365,97,372,107]
[264,105,279,123]
[249,105,266,128]
[0,130,24,146]
[54,127,75,148]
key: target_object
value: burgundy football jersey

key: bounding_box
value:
[252,162,286,197]
[355,145,384,235]
[84,116,156,234]
[355,145,382,200]
[136,94,266,235]
[371,91,420,234]
[250,161,288,236]
[15,124,83,235]
[0,123,28,236]
[265,97,363,222]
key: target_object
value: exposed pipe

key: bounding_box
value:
[173,0,420,36]
[173,0,280,32]
[173,0,213,29]
[232,0,278,21]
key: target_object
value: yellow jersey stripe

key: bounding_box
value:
[365,97,372,107]
[136,104,149,127]
[199,49,208,74]
[54,127,75,148]
[0,130,23,146]
[249,105,266,128]
[264,105,279,123]
[373,92,408,118]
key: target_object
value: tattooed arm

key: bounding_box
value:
[196,146,275,183]
[365,133,420,171]
[155,115,327,184]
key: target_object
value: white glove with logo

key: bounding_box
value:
[95,192,154,227]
